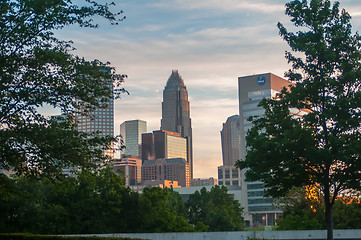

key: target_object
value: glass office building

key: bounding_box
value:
[120,120,147,157]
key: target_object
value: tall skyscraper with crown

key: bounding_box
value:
[161,70,193,178]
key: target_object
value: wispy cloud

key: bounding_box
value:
[52,0,361,178]
[154,0,285,14]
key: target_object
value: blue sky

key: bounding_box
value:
[55,0,361,178]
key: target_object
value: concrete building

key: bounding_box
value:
[238,73,292,227]
[142,158,191,187]
[120,120,147,157]
[218,167,242,187]
[161,70,193,178]
[111,155,142,186]
[191,177,217,186]
[141,130,187,162]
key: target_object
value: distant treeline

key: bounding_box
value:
[0,167,244,234]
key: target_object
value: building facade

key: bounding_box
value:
[75,80,114,159]
[111,155,142,186]
[238,73,291,226]
[161,70,193,178]
[120,120,147,157]
[218,114,242,190]
[141,130,187,162]
[221,115,240,167]
[142,158,191,187]
[191,177,217,186]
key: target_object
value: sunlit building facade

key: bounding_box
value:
[142,158,191,187]
[111,155,142,186]
[141,130,187,162]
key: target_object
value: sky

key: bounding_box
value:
[54,0,361,179]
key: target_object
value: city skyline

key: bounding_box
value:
[51,0,361,178]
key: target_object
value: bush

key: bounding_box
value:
[0,233,143,240]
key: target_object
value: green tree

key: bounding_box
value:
[0,0,127,179]
[0,167,142,234]
[236,1,361,239]
[186,186,244,231]
[276,187,323,230]
[139,187,194,233]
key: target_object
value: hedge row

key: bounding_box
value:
[0,233,145,240]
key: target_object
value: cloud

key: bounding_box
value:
[52,0,361,178]
[124,24,164,33]
[154,0,285,14]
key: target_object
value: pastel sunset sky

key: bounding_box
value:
[53,0,361,178]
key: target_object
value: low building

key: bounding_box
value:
[142,180,180,188]
[111,155,142,186]
[191,177,217,186]
[142,158,191,187]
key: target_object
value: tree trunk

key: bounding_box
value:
[325,196,333,240]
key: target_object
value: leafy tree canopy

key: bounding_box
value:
[236,0,361,239]
[186,185,244,231]
[0,0,127,178]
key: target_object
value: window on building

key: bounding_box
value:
[218,168,223,179]
[232,169,238,178]
[225,169,230,179]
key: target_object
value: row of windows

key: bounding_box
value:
[248,206,275,212]
[247,183,264,189]
[218,180,239,186]
[248,198,274,205]
[248,191,265,197]
[218,169,240,179]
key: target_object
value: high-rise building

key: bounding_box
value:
[75,81,114,159]
[120,120,147,157]
[221,115,240,166]
[237,73,291,227]
[161,70,193,178]
[141,130,187,162]
[218,115,242,198]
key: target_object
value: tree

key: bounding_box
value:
[0,167,142,234]
[0,0,127,178]
[186,186,244,231]
[139,187,194,233]
[236,1,361,239]
[276,187,323,230]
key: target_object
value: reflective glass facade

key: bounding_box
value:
[120,120,147,157]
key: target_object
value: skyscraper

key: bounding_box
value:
[75,82,114,159]
[218,115,242,199]
[120,120,147,157]
[141,130,187,162]
[161,70,193,178]
[221,115,240,166]
[238,73,291,227]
